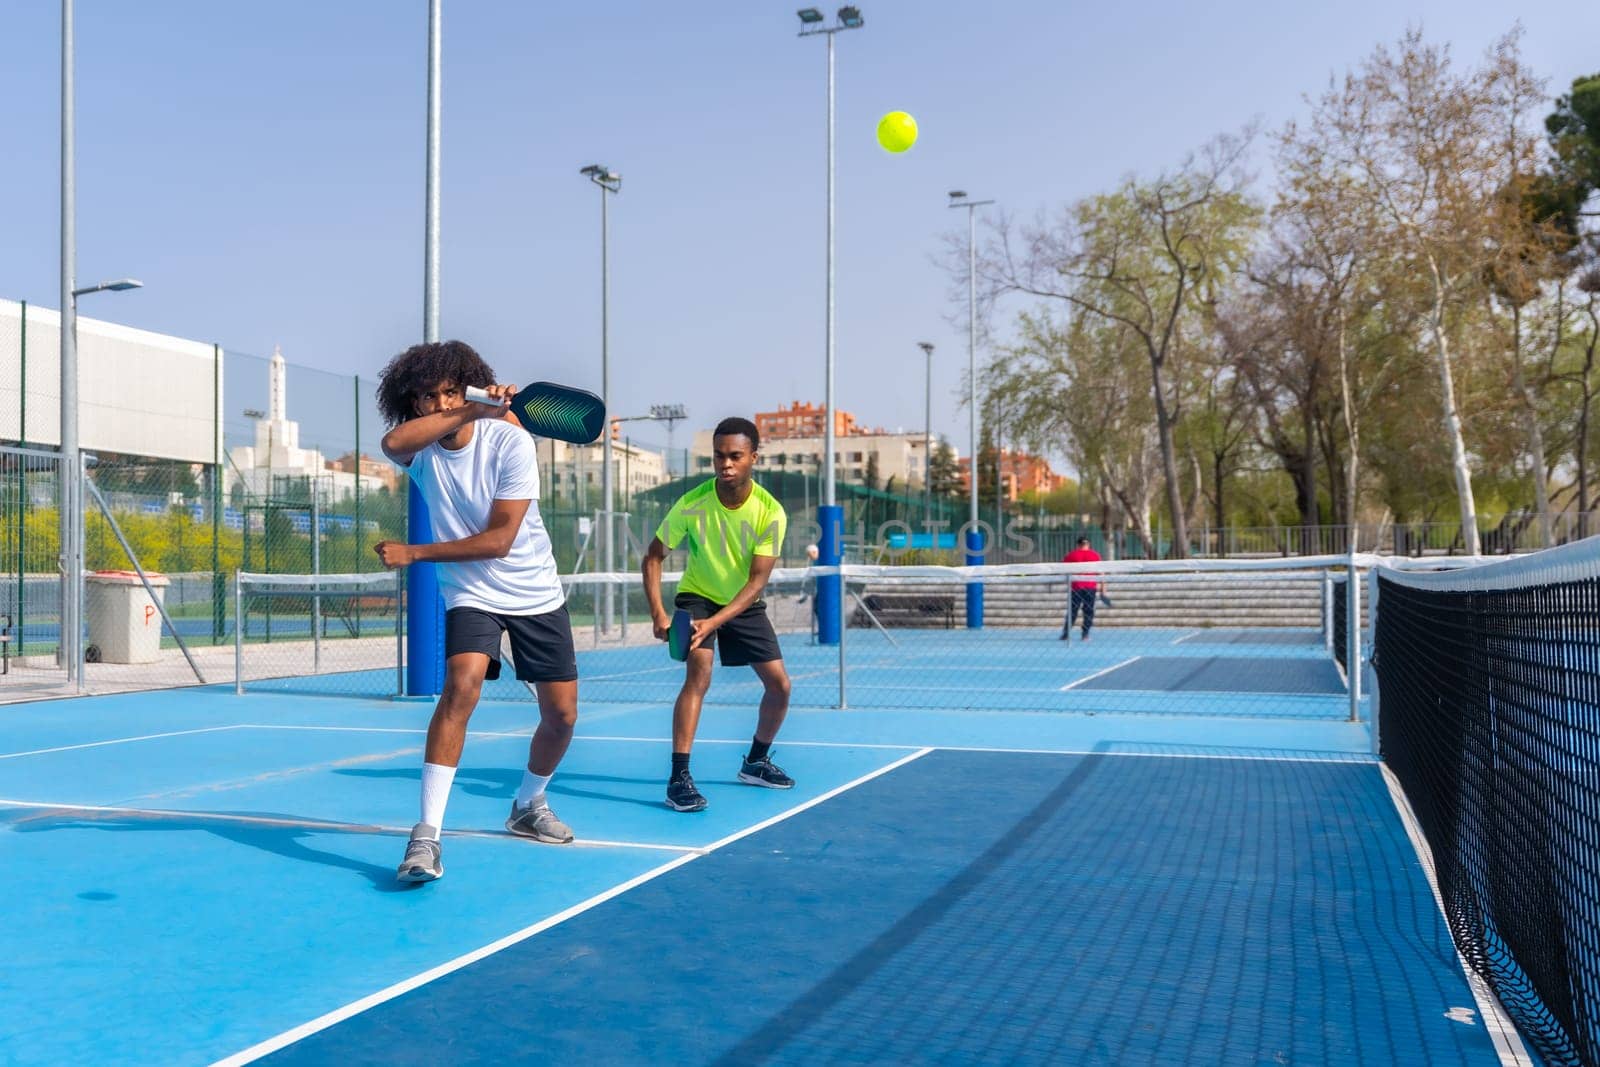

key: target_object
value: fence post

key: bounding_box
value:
[235,569,243,695]
[1346,547,1360,723]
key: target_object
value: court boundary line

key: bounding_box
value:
[1059,657,1141,690]
[0,799,699,853]
[1379,764,1533,1067]
[0,724,250,761]
[208,746,936,1067]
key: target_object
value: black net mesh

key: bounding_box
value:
[1375,562,1600,1067]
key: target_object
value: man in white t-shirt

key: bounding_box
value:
[374,340,580,884]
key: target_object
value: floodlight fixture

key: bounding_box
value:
[71,278,142,297]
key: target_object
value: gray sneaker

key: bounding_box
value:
[505,801,574,844]
[397,822,442,883]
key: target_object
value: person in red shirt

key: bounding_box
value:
[1062,536,1102,641]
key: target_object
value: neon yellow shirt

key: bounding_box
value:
[656,479,788,605]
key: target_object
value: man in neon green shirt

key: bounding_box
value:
[643,417,793,812]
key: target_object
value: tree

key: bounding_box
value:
[864,451,881,492]
[927,437,963,498]
[980,131,1261,556]
[1546,72,1600,213]
[1313,30,1528,554]
[986,309,1165,558]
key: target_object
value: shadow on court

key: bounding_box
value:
[335,765,676,811]
[6,808,416,893]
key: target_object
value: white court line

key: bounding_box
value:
[579,665,684,682]
[1170,630,1200,645]
[0,799,702,854]
[233,725,922,751]
[903,745,1374,763]
[1380,764,1533,1067]
[1059,657,1142,690]
[1051,685,1346,700]
[0,724,251,761]
[210,746,935,1067]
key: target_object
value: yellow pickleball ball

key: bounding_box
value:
[876,111,918,153]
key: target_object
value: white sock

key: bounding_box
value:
[420,762,457,836]
[515,770,553,810]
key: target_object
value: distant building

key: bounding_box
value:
[227,347,385,502]
[755,400,862,441]
[329,451,399,493]
[538,436,671,508]
[690,427,951,491]
[958,449,1065,502]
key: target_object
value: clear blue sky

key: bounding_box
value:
[3,1,1594,462]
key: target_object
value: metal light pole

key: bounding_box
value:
[407,0,446,697]
[60,0,146,686]
[581,164,621,631]
[948,190,993,626]
[798,5,862,648]
[917,341,933,527]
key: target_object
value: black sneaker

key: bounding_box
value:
[738,755,794,789]
[666,773,708,812]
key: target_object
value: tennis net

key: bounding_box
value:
[490,558,1365,716]
[234,571,403,697]
[1374,540,1600,1066]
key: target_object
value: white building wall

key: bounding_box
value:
[0,299,221,465]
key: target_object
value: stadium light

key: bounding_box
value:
[949,189,994,627]
[795,2,863,650]
[581,162,622,631]
[72,278,141,296]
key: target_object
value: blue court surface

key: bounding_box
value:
[1,674,1523,1065]
[248,625,1359,720]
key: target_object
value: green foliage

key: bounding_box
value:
[927,437,963,498]
[1547,72,1600,201]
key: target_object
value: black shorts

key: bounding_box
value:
[674,593,783,667]
[445,604,578,683]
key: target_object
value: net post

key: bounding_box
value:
[1322,571,1333,654]
[964,526,984,628]
[395,568,405,698]
[234,570,243,695]
[837,561,848,710]
[1365,565,1380,754]
[816,505,842,644]
[405,483,444,696]
[1346,550,1360,722]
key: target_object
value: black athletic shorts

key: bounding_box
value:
[445,604,578,683]
[674,592,783,667]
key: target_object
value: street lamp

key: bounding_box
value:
[649,403,687,478]
[581,163,622,629]
[797,4,863,649]
[949,189,993,627]
[56,278,141,684]
[917,342,933,527]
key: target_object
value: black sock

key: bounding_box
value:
[748,737,771,763]
[671,752,691,780]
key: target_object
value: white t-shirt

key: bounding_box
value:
[405,418,565,615]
